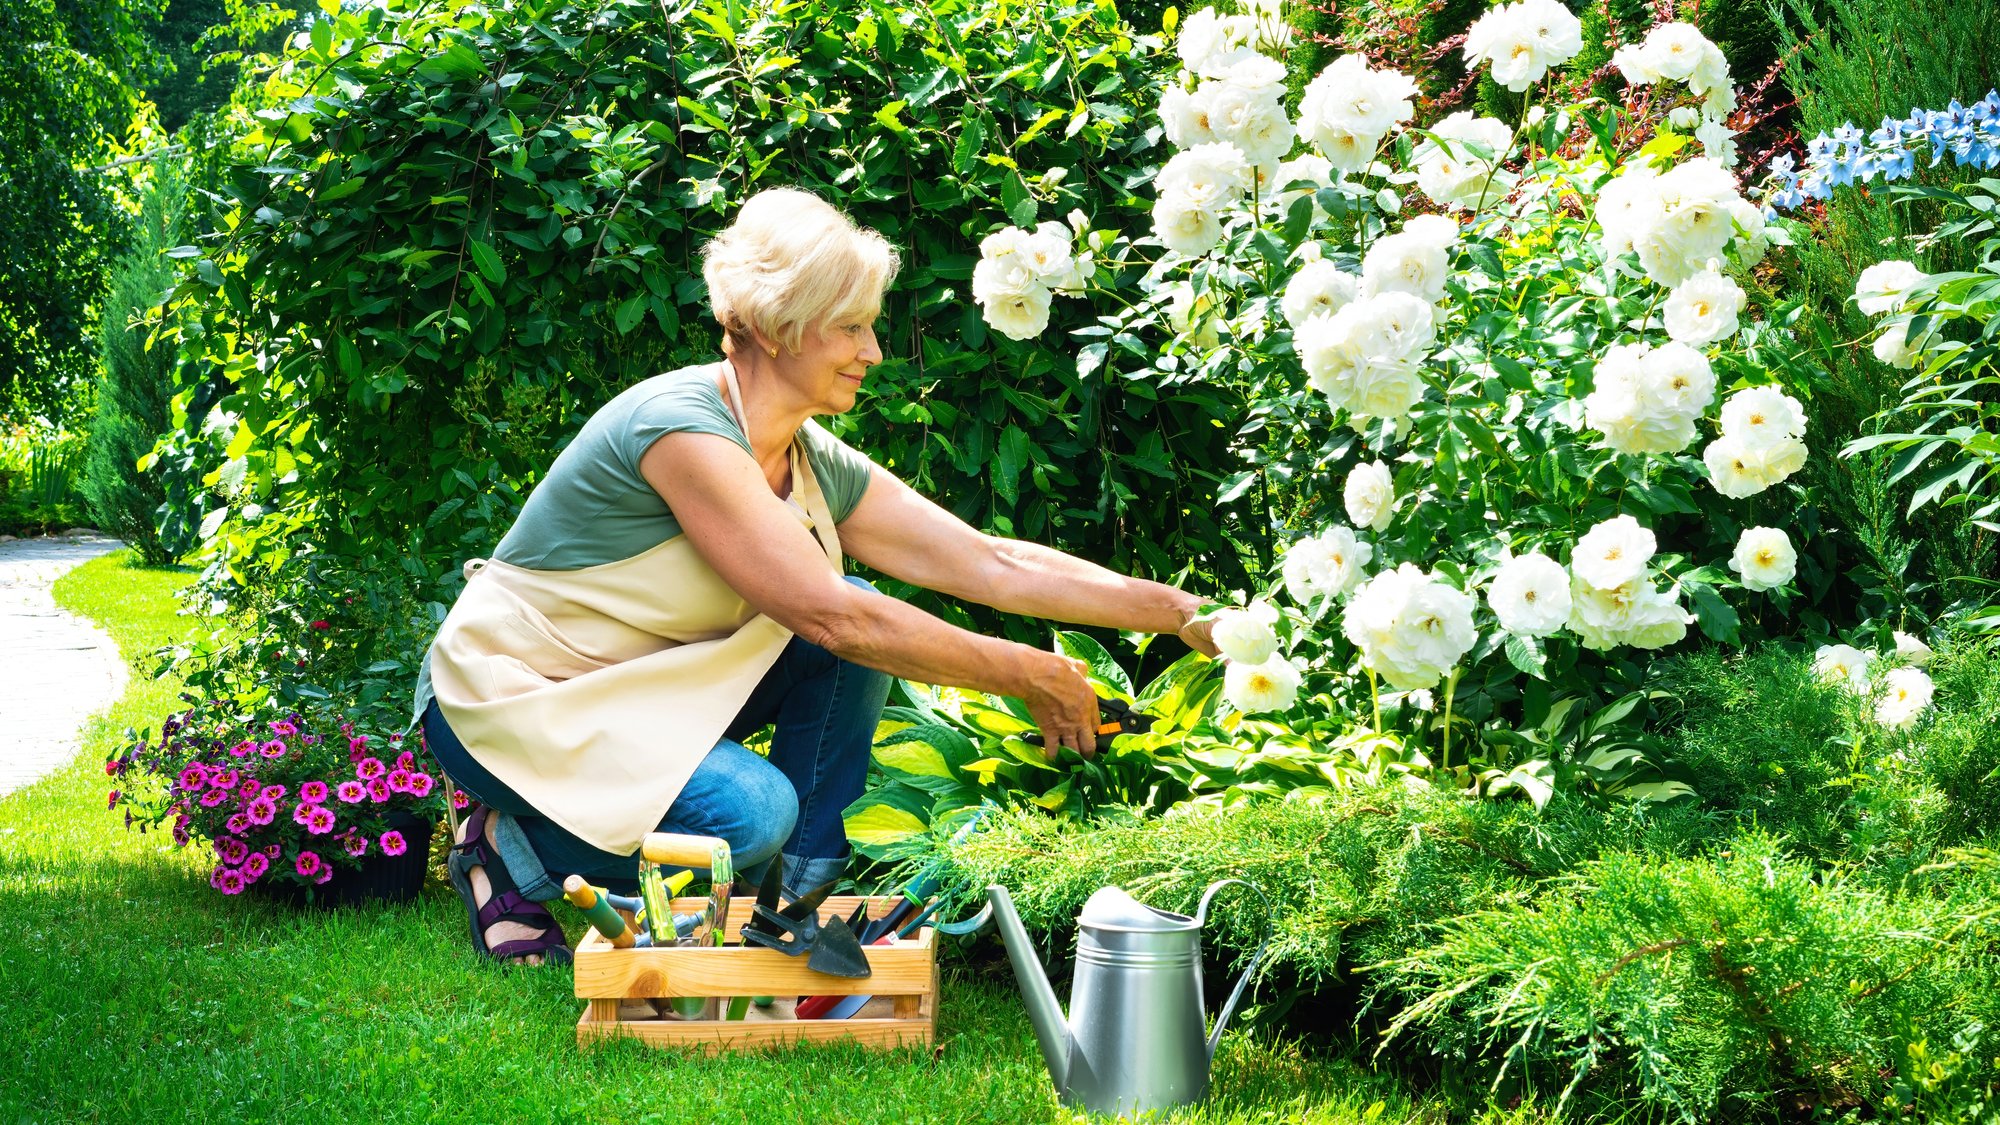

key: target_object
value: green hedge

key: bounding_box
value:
[169,0,1257,713]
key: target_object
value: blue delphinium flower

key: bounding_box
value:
[1764,91,2000,212]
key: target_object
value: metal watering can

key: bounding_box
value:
[963,880,1271,1118]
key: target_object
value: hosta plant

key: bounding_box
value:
[973,6,1817,794]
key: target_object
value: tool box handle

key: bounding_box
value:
[642,832,729,869]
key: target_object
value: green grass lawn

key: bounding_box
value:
[0,551,1552,1124]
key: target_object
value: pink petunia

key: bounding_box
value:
[292,802,316,827]
[176,765,207,791]
[260,784,287,803]
[313,865,333,885]
[107,789,120,809]
[407,772,435,798]
[104,758,118,776]
[355,756,384,780]
[247,799,276,826]
[238,778,260,801]
[300,781,328,804]
[210,865,229,890]
[242,852,269,879]
[270,719,298,737]
[294,851,322,878]
[379,831,407,857]
[261,739,286,758]
[263,843,281,857]
[342,833,368,857]
[367,778,391,803]
[230,739,256,758]
[199,789,229,807]
[225,813,251,835]
[394,751,415,772]
[217,868,246,894]
[450,789,471,811]
[172,825,190,847]
[217,837,249,865]
[303,734,320,746]
[210,768,240,790]
[386,769,412,794]
[336,780,367,803]
[305,806,335,835]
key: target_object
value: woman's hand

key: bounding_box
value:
[1177,607,1221,659]
[1022,651,1101,761]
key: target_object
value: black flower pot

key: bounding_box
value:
[252,813,437,909]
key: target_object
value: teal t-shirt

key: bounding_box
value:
[410,362,877,729]
[492,362,877,570]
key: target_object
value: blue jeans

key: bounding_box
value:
[424,576,891,899]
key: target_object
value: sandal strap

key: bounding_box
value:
[488,926,571,963]
[477,889,553,931]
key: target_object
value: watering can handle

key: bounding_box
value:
[1194,878,1272,1061]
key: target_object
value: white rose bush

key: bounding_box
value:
[969,7,1824,802]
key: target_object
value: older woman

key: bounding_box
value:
[417,187,1218,964]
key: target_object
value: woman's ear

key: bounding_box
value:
[746,327,781,358]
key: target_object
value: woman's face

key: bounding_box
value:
[785,316,883,414]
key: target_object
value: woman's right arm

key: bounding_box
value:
[640,431,1103,757]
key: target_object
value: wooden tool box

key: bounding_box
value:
[573,894,937,1053]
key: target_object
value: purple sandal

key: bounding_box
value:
[448,805,572,965]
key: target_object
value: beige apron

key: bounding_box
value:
[429,363,842,855]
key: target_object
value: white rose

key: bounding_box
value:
[1414,111,1517,210]
[1464,0,1582,92]
[1702,433,1807,499]
[1160,83,1219,149]
[1874,666,1935,731]
[1572,514,1657,589]
[1662,265,1745,347]
[1271,152,1333,215]
[1718,385,1807,450]
[1207,82,1296,166]
[1299,54,1419,149]
[1584,342,1709,456]
[1488,551,1573,636]
[1893,631,1933,667]
[972,246,1039,305]
[1346,356,1427,420]
[1212,600,1281,664]
[1871,318,1926,369]
[1223,654,1301,713]
[1281,524,1374,602]
[1611,42,1660,84]
[1342,564,1478,691]
[1728,526,1797,592]
[1619,584,1693,649]
[1642,341,1718,418]
[1156,143,1253,210]
[981,284,1053,341]
[1175,8,1231,72]
[1813,643,1872,693]
[1643,23,1713,81]
[1021,223,1082,289]
[1854,260,1926,316]
[1152,195,1225,255]
[1164,282,1220,347]
[1595,160,1665,256]
[1695,119,1738,167]
[1361,220,1455,302]
[1281,260,1360,328]
[1668,106,1700,130]
[1344,460,1396,532]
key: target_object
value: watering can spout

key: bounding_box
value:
[986,884,1071,1089]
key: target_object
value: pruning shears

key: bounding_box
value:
[1023,694,1157,754]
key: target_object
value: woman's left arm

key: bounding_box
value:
[840,465,1219,656]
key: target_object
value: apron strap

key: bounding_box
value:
[718,361,842,569]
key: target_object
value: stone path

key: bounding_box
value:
[0,535,129,797]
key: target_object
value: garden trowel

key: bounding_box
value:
[740,864,872,977]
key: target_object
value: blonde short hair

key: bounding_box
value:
[701,187,901,355]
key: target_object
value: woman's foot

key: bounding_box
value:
[448,806,571,966]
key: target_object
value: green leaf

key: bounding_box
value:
[995,424,1031,504]
[843,803,928,846]
[468,241,505,285]
[1503,634,1548,679]
[1054,630,1133,696]
[1685,581,1741,644]
[1001,174,1037,227]
[952,114,986,177]
[614,295,646,335]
